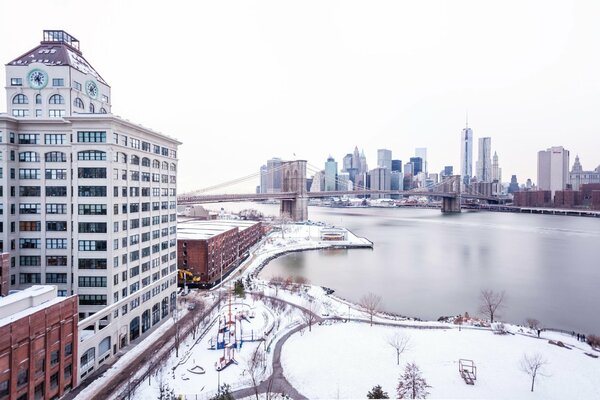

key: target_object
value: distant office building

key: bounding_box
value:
[476,137,492,182]
[428,173,439,185]
[391,159,402,173]
[0,286,78,399]
[265,158,283,193]
[377,149,392,171]
[390,171,402,199]
[526,179,533,190]
[415,148,427,174]
[410,157,423,175]
[259,164,268,193]
[441,166,454,180]
[324,156,338,191]
[460,122,473,186]
[569,155,600,191]
[538,146,569,196]
[337,172,351,191]
[508,175,520,194]
[342,153,353,172]
[309,171,323,192]
[492,151,502,182]
[368,167,391,198]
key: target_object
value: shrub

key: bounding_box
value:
[587,334,600,348]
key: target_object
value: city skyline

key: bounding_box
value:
[2,1,600,193]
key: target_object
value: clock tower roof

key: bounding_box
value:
[6,30,108,86]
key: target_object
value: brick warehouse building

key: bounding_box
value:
[177,220,263,285]
[0,286,78,400]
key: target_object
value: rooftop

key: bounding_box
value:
[0,285,68,328]
[7,30,107,85]
[177,219,260,240]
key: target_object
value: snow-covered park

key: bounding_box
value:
[78,224,599,399]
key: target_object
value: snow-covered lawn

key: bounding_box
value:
[281,322,600,399]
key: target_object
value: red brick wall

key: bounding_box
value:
[0,296,78,400]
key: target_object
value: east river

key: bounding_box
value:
[212,203,600,334]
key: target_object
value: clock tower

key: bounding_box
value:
[6,30,111,118]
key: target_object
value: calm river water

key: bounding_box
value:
[213,203,600,334]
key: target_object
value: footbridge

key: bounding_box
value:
[178,160,500,221]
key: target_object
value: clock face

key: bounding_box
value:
[85,80,99,99]
[27,69,48,89]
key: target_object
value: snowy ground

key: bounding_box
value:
[282,322,600,399]
[106,224,599,400]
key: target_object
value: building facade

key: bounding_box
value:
[538,146,569,196]
[0,30,181,382]
[460,124,473,186]
[415,148,427,174]
[377,149,392,171]
[475,137,492,182]
[368,167,390,198]
[0,286,78,400]
[569,155,600,191]
[324,156,337,191]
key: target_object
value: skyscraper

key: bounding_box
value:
[342,153,353,172]
[537,146,570,196]
[476,137,492,182]
[492,151,502,182]
[368,167,391,198]
[259,164,268,193]
[410,157,423,175]
[324,156,338,191]
[415,148,427,174]
[1,30,181,378]
[377,149,392,171]
[391,159,402,173]
[265,158,282,193]
[460,121,473,186]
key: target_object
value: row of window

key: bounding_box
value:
[12,109,68,118]
[2,133,176,160]
[19,256,68,266]
[11,77,65,87]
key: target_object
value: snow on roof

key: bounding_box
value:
[177,219,260,240]
[0,286,72,328]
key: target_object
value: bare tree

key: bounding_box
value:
[269,276,285,296]
[156,366,175,400]
[387,332,410,365]
[525,318,541,330]
[360,292,382,326]
[190,298,207,340]
[301,300,320,332]
[520,352,549,392]
[479,289,506,323]
[244,345,267,400]
[173,310,182,358]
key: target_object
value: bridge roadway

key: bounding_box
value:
[177,190,501,205]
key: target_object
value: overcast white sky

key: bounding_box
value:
[2,1,599,193]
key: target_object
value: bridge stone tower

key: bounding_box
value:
[441,175,462,213]
[280,160,308,221]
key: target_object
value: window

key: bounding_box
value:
[19,151,40,162]
[47,256,68,266]
[74,81,82,91]
[48,94,65,104]
[131,139,140,149]
[46,186,67,196]
[170,163,177,172]
[45,169,67,180]
[141,172,150,182]
[19,186,41,196]
[46,238,67,249]
[20,273,41,284]
[11,77,22,86]
[46,203,67,214]
[77,131,106,143]
[153,145,160,154]
[36,94,42,104]
[49,109,66,118]
[78,167,107,179]
[78,276,107,287]
[78,150,106,160]
[19,221,41,231]
[142,157,150,167]
[19,203,41,214]
[20,256,41,266]
[46,221,67,231]
[89,103,95,113]
[78,186,107,197]
[74,97,84,109]
[44,134,65,144]
[12,94,28,104]
[20,238,41,248]
[46,273,67,284]
[18,134,39,144]
[78,240,107,251]
[52,78,64,86]
[19,168,40,179]
[79,295,106,305]
[152,159,160,169]
[65,342,73,356]
[78,259,107,269]
[78,222,107,233]
[12,109,29,117]
[100,107,107,114]
[142,141,151,152]
[45,151,67,162]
